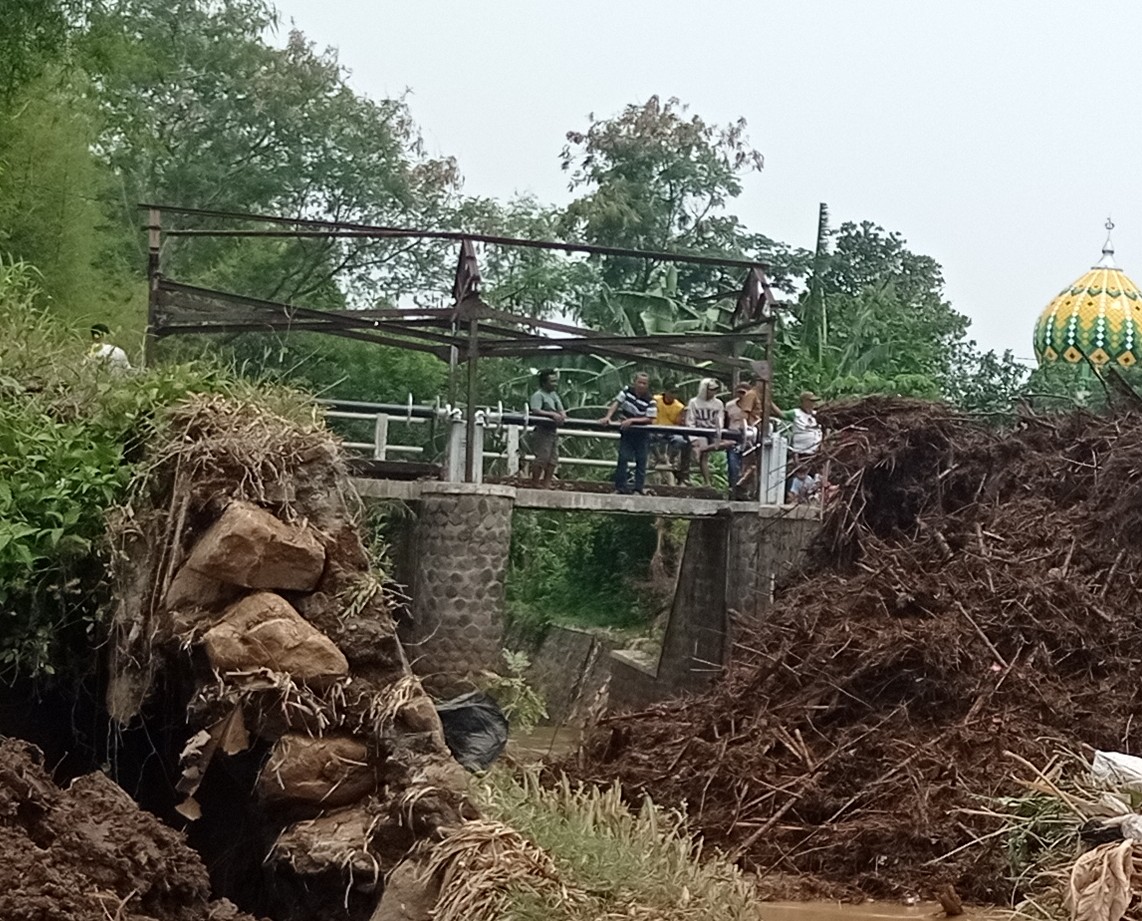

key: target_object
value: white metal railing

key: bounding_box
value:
[323,410,429,460]
[321,398,797,504]
[479,420,789,503]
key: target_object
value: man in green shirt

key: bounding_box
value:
[528,369,565,488]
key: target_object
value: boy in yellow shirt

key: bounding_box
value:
[652,383,690,483]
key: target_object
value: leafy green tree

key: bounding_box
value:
[0,68,136,330]
[0,0,78,100]
[560,96,808,315]
[946,347,1030,414]
[1021,359,1116,412]
[83,0,463,304]
[779,217,974,402]
[0,262,246,679]
[506,510,659,637]
[452,194,601,319]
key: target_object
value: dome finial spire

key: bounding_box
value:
[1096,217,1118,268]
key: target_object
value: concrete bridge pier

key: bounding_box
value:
[400,483,514,697]
[608,508,819,709]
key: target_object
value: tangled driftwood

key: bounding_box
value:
[567,397,1142,902]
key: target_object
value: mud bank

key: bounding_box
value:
[0,737,259,921]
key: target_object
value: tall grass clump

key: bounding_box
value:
[458,769,761,921]
[0,258,314,680]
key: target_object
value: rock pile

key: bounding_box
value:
[103,394,471,920]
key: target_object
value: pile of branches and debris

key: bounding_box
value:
[566,396,1142,904]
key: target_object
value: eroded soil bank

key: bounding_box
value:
[0,737,259,921]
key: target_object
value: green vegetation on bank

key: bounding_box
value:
[505,512,665,640]
[0,261,311,680]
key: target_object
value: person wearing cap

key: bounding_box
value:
[724,382,751,490]
[737,373,767,428]
[770,390,823,469]
[685,377,726,486]
[88,323,132,374]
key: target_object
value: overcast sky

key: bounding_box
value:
[269,0,1142,361]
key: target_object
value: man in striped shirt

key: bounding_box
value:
[599,371,657,495]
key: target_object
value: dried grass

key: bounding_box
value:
[189,667,352,737]
[356,675,421,739]
[423,818,571,921]
[131,389,334,523]
[454,769,762,921]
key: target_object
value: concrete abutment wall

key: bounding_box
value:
[607,511,818,709]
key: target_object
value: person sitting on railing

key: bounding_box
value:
[728,373,767,494]
[651,382,690,484]
[600,371,657,495]
[770,389,822,463]
[528,368,565,489]
[685,377,727,486]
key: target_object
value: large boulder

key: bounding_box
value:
[270,805,383,882]
[258,733,376,809]
[202,592,349,682]
[164,562,241,614]
[185,501,326,592]
[370,859,439,921]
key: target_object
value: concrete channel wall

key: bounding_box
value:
[368,480,819,711]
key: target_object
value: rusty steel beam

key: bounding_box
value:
[141,203,771,272]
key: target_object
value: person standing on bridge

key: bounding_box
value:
[528,368,565,489]
[651,382,689,484]
[600,371,657,495]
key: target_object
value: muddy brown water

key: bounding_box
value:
[761,903,998,921]
[509,724,581,762]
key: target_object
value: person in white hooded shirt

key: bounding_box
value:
[88,323,132,375]
[685,377,726,485]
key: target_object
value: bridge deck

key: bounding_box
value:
[350,478,819,519]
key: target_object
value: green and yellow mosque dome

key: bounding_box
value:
[1034,221,1142,368]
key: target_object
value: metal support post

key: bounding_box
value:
[471,412,485,485]
[464,316,479,482]
[757,314,776,509]
[444,418,466,483]
[506,424,521,476]
[144,208,161,366]
[373,413,389,460]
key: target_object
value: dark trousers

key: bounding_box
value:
[615,428,650,493]
[727,447,742,485]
